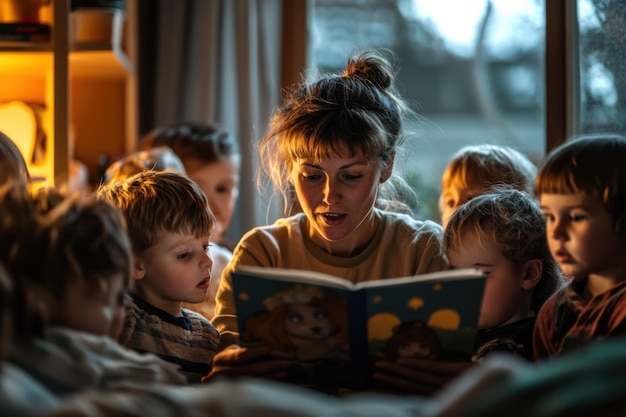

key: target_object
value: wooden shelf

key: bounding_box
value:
[0,51,53,77]
[0,0,137,189]
[69,48,131,78]
[0,52,51,104]
[0,41,51,52]
[0,48,130,77]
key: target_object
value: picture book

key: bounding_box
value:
[231,266,487,390]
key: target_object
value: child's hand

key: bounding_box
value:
[372,358,474,395]
[202,344,291,382]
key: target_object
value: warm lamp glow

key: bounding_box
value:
[0,100,36,164]
[0,53,51,104]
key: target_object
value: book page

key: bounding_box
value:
[362,270,486,359]
[233,265,356,289]
[355,268,485,289]
[232,269,353,389]
[231,266,486,389]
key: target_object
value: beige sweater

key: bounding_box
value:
[213,209,448,349]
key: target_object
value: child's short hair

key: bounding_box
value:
[444,187,563,313]
[441,144,537,195]
[139,122,239,165]
[103,146,186,186]
[30,188,133,308]
[0,130,30,187]
[0,184,43,341]
[0,183,32,259]
[96,170,215,253]
[535,134,626,236]
[0,263,13,359]
[0,187,133,334]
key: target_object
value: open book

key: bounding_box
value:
[231,266,487,390]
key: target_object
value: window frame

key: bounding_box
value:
[286,0,575,155]
[545,0,577,153]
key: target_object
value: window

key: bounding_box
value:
[576,0,626,135]
[309,0,546,220]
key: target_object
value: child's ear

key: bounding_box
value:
[133,255,146,280]
[521,259,542,290]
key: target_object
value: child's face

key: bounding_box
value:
[447,231,533,329]
[540,192,626,281]
[186,156,240,245]
[134,232,213,316]
[55,272,127,337]
[439,181,489,228]
[290,153,383,256]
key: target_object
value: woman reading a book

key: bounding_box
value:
[204,49,448,386]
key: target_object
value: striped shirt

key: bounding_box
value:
[119,293,219,383]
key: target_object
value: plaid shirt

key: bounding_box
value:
[119,293,219,383]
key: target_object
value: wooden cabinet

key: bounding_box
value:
[0,0,137,189]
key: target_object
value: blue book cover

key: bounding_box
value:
[231,266,486,390]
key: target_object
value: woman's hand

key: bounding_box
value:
[202,344,291,382]
[372,358,474,395]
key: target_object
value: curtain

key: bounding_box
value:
[149,0,288,243]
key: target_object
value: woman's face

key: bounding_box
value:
[290,152,384,257]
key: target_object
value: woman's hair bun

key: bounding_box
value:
[343,49,394,90]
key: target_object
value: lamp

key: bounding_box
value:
[0,100,36,164]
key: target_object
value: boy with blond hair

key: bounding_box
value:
[97,170,219,382]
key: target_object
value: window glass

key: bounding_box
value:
[577,0,626,135]
[309,0,545,221]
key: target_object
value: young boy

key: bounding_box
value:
[97,170,220,382]
[373,188,563,395]
[1,186,187,396]
[534,134,626,359]
[139,122,241,320]
[446,188,563,361]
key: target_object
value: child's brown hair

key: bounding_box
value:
[139,122,238,166]
[103,146,186,186]
[29,189,133,323]
[0,130,30,187]
[535,134,626,237]
[97,170,215,254]
[0,185,133,336]
[444,187,563,313]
